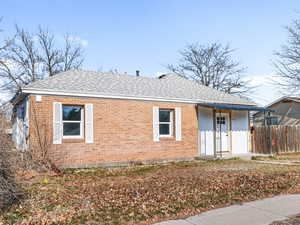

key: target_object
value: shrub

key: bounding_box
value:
[0,114,23,210]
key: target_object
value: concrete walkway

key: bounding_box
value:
[154,194,300,225]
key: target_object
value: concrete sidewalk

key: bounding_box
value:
[154,194,300,225]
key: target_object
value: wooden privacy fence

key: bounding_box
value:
[251,126,300,154]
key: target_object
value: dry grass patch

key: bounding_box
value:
[276,152,300,161]
[252,152,300,163]
[1,159,300,225]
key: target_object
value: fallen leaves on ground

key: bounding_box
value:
[270,213,300,225]
[1,160,300,225]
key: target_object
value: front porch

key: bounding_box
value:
[197,103,267,158]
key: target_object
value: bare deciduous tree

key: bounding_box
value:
[37,26,61,76]
[62,34,84,72]
[108,68,120,74]
[1,26,41,92]
[167,42,252,95]
[273,19,300,94]
[0,26,85,93]
[0,23,19,92]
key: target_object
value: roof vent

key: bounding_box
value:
[136,70,140,77]
[158,74,167,79]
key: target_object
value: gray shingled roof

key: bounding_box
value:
[23,70,255,105]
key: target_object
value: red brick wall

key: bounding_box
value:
[28,95,198,168]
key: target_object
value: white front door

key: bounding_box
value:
[215,113,229,153]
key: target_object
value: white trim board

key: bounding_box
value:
[22,89,255,106]
[22,89,202,104]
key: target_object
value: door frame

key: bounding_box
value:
[213,110,232,155]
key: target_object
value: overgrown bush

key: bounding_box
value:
[0,102,65,210]
[0,112,22,210]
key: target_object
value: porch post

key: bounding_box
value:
[196,105,202,156]
[268,111,273,155]
[219,110,222,158]
[213,109,217,158]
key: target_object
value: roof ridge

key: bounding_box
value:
[75,69,157,80]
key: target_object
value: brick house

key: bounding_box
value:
[12,70,265,168]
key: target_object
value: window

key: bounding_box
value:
[216,116,226,125]
[159,109,174,137]
[267,117,279,126]
[62,105,84,138]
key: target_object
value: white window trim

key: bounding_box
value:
[159,109,174,138]
[62,106,84,139]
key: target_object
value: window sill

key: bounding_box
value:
[159,137,176,141]
[62,138,85,143]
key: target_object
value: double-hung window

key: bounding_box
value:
[62,105,84,139]
[159,109,174,137]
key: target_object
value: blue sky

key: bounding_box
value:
[1,0,300,105]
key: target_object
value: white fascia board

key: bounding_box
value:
[22,89,200,104]
[22,88,255,106]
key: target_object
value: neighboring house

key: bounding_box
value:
[11,70,265,168]
[253,97,300,126]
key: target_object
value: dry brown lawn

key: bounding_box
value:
[1,159,300,225]
[253,152,300,164]
[276,152,300,161]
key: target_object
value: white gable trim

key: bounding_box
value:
[23,89,199,104]
[22,89,256,106]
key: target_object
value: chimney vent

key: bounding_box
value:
[136,70,140,77]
